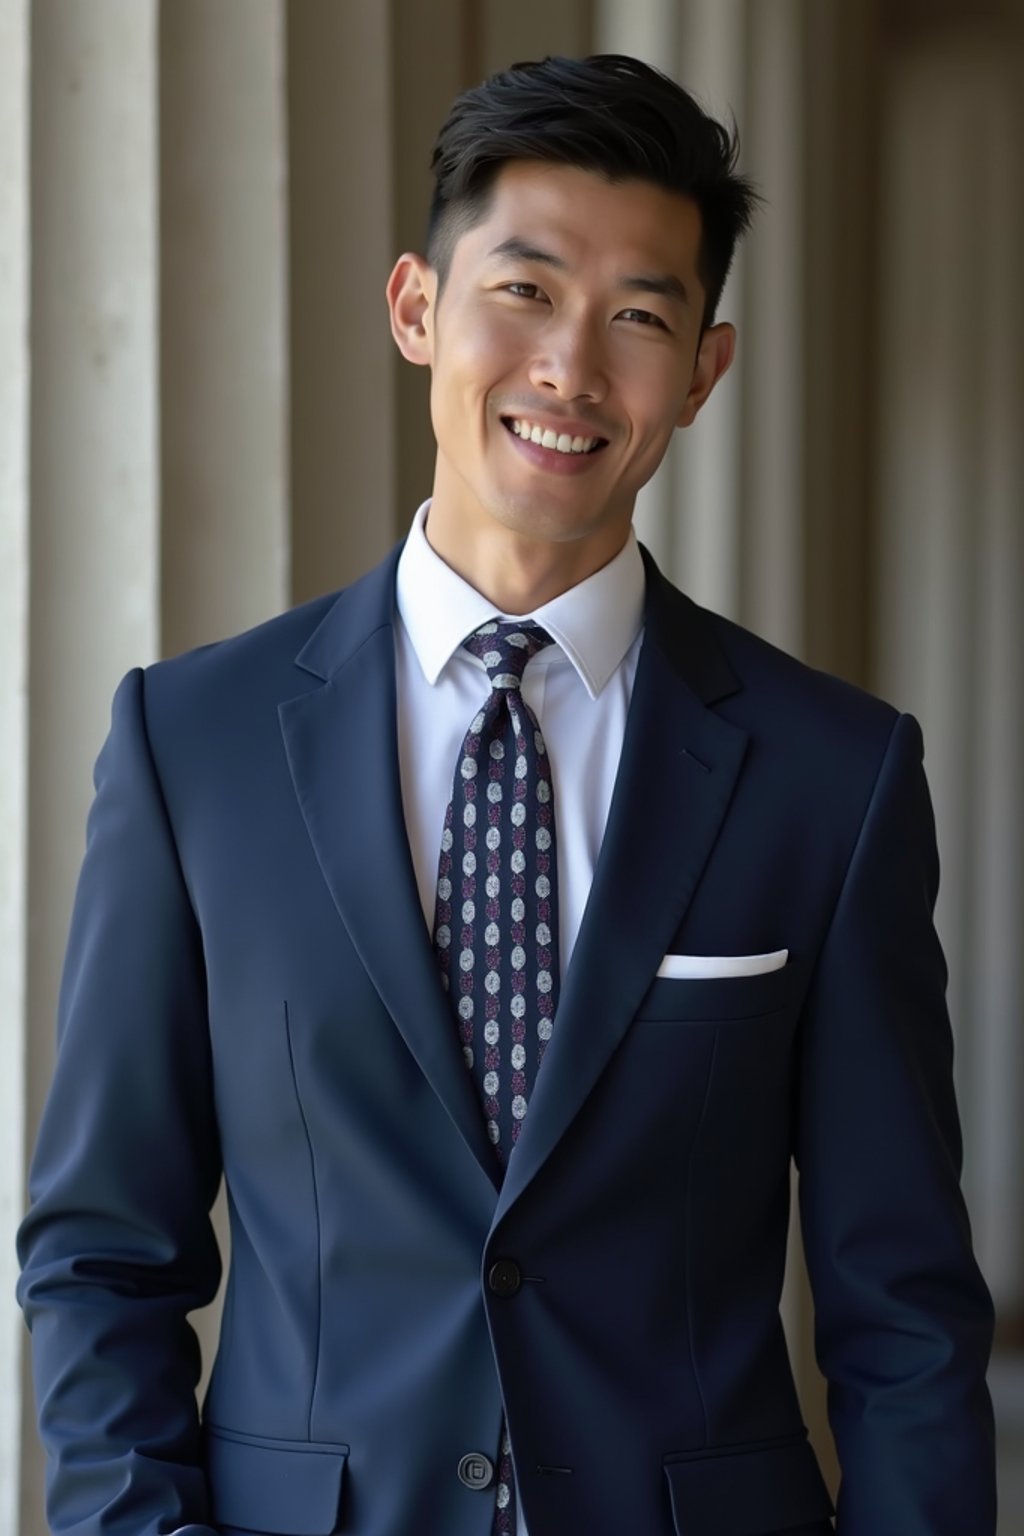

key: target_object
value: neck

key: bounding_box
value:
[423,506,630,615]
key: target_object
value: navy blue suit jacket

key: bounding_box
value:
[18,545,996,1535]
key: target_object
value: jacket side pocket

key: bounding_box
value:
[205,1425,350,1535]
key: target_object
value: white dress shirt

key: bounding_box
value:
[393,499,645,1533]
[395,499,645,968]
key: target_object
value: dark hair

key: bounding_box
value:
[426,53,759,329]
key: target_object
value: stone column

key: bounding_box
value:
[735,0,805,656]
[288,0,399,597]
[23,5,161,1532]
[593,0,684,574]
[970,62,1024,1331]
[479,0,591,74]
[160,0,290,655]
[390,0,468,538]
[159,0,291,1396]
[801,0,879,684]
[672,0,748,615]
[594,0,749,604]
[875,29,1024,1318]
[0,5,30,1531]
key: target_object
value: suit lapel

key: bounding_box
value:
[278,546,750,1216]
[494,558,749,1225]
[279,550,501,1192]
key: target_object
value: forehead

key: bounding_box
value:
[453,160,705,281]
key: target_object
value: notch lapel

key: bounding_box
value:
[279,552,500,1193]
[494,562,749,1225]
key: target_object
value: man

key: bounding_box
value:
[18,53,995,1536]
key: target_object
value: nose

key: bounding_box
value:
[527,316,607,403]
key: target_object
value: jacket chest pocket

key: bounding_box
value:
[637,958,802,1023]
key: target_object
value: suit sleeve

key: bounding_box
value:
[17,668,222,1536]
[796,711,997,1534]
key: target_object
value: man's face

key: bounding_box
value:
[389,161,733,559]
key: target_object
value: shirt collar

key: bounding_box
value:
[395,499,645,700]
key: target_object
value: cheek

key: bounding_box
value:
[625,362,692,439]
[436,306,521,395]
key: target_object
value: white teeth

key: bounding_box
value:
[510,418,599,455]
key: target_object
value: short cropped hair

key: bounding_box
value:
[427,53,759,329]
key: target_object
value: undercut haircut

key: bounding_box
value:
[426,53,760,330]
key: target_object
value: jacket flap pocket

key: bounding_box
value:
[664,1436,833,1536]
[206,1426,349,1535]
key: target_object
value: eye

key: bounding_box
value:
[503,282,543,300]
[619,308,668,330]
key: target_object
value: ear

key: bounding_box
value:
[386,253,437,367]
[677,321,736,428]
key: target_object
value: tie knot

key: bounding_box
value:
[462,620,554,690]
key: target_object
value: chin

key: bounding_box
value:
[487,495,604,545]
[487,474,610,532]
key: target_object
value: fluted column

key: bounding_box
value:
[23,6,160,1532]
[159,0,291,1396]
[672,0,747,615]
[594,0,749,603]
[593,0,683,574]
[478,0,591,76]
[735,0,805,656]
[288,0,398,597]
[0,6,30,1531]
[970,69,1024,1328]
[801,0,878,683]
[874,31,1024,1318]
[594,0,678,74]
[390,0,468,535]
[160,0,290,655]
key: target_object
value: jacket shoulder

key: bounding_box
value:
[699,601,901,754]
[146,589,340,705]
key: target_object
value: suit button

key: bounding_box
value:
[488,1259,522,1297]
[458,1452,495,1490]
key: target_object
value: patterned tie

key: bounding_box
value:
[432,619,561,1536]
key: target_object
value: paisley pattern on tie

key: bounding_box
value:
[494,1426,514,1535]
[433,620,560,1162]
[432,619,561,1536]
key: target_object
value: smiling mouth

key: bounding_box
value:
[501,417,608,456]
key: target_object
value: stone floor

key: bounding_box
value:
[993,1352,1024,1535]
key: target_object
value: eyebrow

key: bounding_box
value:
[486,236,690,309]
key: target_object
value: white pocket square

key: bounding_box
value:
[655,948,789,980]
